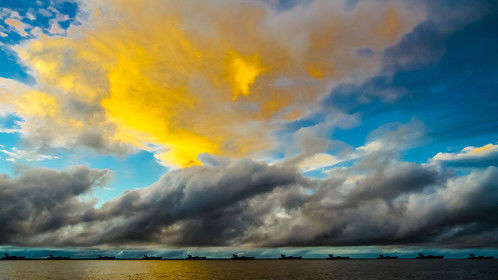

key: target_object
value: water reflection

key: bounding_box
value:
[0,260,497,280]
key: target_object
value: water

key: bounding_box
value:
[0,260,496,280]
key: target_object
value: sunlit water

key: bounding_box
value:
[0,260,496,280]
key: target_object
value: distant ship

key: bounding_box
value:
[467,254,494,260]
[47,255,70,260]
[186,254,206,260]
[279,254,302,260]
[96,254,116,260]
[377,254,398,259]
[142,254,162,260]
[2,253,25,260]
[416,253,443,259]
[231,254,255,260]
[327,253,349,260]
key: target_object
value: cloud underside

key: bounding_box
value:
[1,146,497,249]
[0,0,422,167]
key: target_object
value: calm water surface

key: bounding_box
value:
[0,260,497,280]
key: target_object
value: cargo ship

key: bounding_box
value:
[186,254,206,260]
[2,253,25,260]
[231,254,255,260]
[327,253,349,260]
[47,255,70,260]
[142,254,162,260]
[279,254,302,259]
[96,254,116,260]
[416,253,443,259]
[377,254,397,259]
[467,254,493,260]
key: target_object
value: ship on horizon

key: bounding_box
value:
[279,254,302,260]
[142,254,162,260]
[186,254,206,260]
[377,254,398,259]
[416,253,443,259]
[47,255,70,260]
[467,254,494,260]
[327,253,349,260]
[96,254,116,260]
[2,253,25,260]
[231,254,255,260]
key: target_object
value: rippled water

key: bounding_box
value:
[0,260,497,280]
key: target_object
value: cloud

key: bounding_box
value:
[432,143,498,167]
[0,166,111,246]
[2,128,497,248]
[0,0,424,167]
[298,153,340,172]
[0,159,301,247]
[0,145,59,162]
[243,160,498,249]
[4,18,29,37]
[0,78,135,155]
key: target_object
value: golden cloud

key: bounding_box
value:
[2,0,423,167]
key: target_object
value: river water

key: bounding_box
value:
[0,259,496,279]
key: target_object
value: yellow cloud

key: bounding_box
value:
[229,52,266,100]
[471,144,495,154]
[2,0,422,167]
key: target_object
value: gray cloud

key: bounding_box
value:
[1,125,497,248]
[0,166,111,245]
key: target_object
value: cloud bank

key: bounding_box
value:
[1,129,497,248]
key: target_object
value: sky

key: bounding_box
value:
[0,0,497,259]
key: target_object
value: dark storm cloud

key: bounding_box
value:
[55,159,303,247]
[345,162,440,205]
[0,166,110,245]
[243,164,498,248]
[1,150,497,248]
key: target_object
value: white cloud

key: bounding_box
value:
[4,18,30,37]
[298,153,340,172]
[0,146,59,162]
[433,143,498,161]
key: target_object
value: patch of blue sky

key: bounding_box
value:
[302,168,328,179]
[1,0,79,37]
[0,0,80,82]
[88,151,167,203]
[320,13,498,166]
[0,134,166,203]
[29,148,166,202]
[0,47,33,83]
[0,112,21,130]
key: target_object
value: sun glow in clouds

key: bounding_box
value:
[1,0,420,167]
[230,52,266,100]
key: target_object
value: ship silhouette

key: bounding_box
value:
[327,253,349,260]
[231,254,255,260]
[96,254,115,260]
[377,254,397,259]
[47,254,70,260]
[416,253,443,259]
[468,254,494,260]
[2,253,25,260]
[279,254,302,259]
[142,254,162,260]
[186,254,206,260]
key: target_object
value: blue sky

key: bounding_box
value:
[0,0,497,258]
